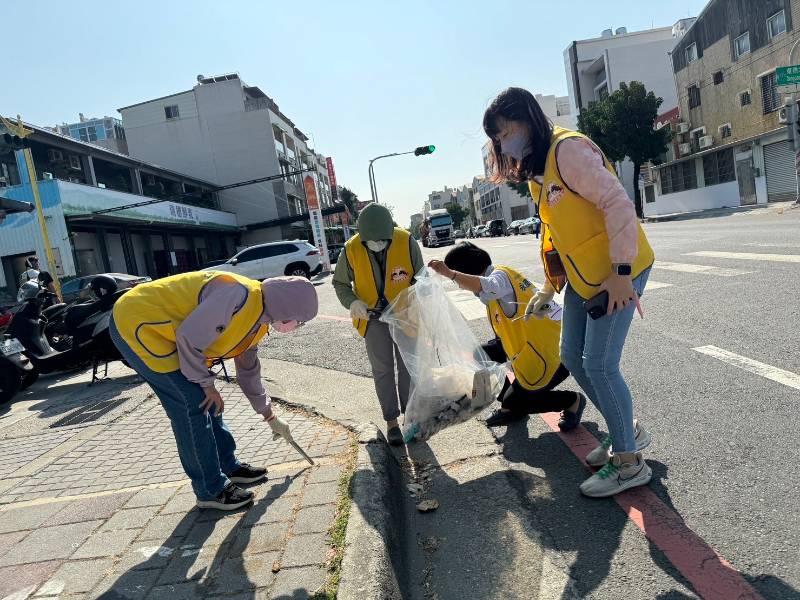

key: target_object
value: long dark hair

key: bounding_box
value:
[483,87,553,183]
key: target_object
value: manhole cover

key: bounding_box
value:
[49,397,130,428]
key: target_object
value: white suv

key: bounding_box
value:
[203,240,323,280]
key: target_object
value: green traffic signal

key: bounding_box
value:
[414,144,436,156]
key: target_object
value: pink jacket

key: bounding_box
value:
[555,137,638,264]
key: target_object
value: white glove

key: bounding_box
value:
[524,289,555,320]
[268,416,291,441]
[349,299,369,320]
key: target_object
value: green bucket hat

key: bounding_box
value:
[357,203,394,242]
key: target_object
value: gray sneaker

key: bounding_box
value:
[585,420,652,468]
[580,453,652,498]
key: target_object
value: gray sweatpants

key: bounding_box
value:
[364,321,410,422]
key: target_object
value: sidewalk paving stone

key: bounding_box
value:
[270,565,327,598]
[0,560,61,598]
[241,496,298,527]
[300,480,338,506]
[101,505,162,531]
[292,504,336,535]
[156,543,227,585]
[230,521,291,556]
[0,520,103,566]
[124,487,177,509]
[93,567,161,599]
[0,502,65,534]
[211,551,280,593]
[42,558,114,594]
[280,532,329,568]
[137,511,198,542]
[72,527,140,559]
[147,581,201,599]
[43,492,135,526]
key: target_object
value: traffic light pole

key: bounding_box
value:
[367,145,435,204]
[787,39,800,206]
[368,151,415,204]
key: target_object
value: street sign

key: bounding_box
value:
[777,65,800,86]
[303,175,331,271]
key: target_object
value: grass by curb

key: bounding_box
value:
[312,437,358,600]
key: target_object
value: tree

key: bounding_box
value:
[577,81,670,218]
[446,203,468,229]
[338,186,360,219]
[506,181,531,199]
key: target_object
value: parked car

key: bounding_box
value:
[60,273,152,304]
[454,229,465,239]
[201,258,228,270]
[518,216,541,235]
[473,225,487,238]
[328,245,344,264]
[507,219,525,235]
[487,219,507,237]
[204,240,323,280]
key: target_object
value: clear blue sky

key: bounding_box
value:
[3,0,707,227]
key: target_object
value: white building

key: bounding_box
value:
[424,187,455,216]
[473,143,533,225]
[119,73,337,244]
[536,93,576,130]
[563,25,686,199]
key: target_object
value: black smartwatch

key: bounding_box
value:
[613,264,632,276]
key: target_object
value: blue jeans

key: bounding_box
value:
[560,269,650,454]
[110,317,240,500]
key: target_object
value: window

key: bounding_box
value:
[768,10,787,39]
[236,247,271,263]
[688,84,701,109]
[660,161,698,195]
[713,71,724,85]
[718,123,732,139]
[760,72,780,114]
[686,43,698,64]
[78,128,88,142]
[68,155,82,170]
[702,148,735,186]
[164,105,180,120]
[86,126,98,142]
[740,90,752,106]
[734,32,750,58]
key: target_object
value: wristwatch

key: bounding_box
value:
[613,264,632,276]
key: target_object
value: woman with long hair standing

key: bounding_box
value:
[483,87,654,497]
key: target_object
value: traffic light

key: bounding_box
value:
[1,133,30,150]
[414,145,436,156]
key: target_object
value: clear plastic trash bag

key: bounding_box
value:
[379,269,506,443]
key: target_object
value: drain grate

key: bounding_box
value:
[49,397,130,428]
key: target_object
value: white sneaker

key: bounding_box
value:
[580,453,652,498]
[585,420,652,468]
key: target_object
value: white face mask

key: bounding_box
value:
[366,240,388,252]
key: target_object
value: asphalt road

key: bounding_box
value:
[262,203,800,599]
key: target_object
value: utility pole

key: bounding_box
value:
[0,115,62,298]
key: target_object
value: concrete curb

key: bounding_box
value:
[644,200,794,223]
[337,423,404,600]
[271,392,405,599]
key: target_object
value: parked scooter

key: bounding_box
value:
[0,335,37,403]
[7,275,127,383]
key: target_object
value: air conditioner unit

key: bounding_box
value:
[698,135,714,149]
[779,104,793,124]
[47,149,64,162]
[679,143,692,155]
[677,122,690,134]
[42,172,54,180]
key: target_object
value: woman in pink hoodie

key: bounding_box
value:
[482,88,654,498]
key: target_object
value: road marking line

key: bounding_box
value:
[537,412,764,600]
[686,251,800,264]
[654,261,750,276]
[645,280,673,290]
[692,346,800,391]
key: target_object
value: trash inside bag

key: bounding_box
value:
[380,269,505,442]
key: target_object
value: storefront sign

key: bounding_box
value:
[326,157,338,201]
[304,175,330,271]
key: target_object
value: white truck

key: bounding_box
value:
[421,209,455,248]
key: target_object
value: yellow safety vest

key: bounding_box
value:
[345,228,414,337]
[487,266,562,391]
[112,271,269,373]
[531,127,655,300]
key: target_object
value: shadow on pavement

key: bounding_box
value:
[97,473,300,599]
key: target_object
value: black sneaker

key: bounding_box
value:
[484,409,526,428]
[196,483,254,511]
[558,393,587,432]
[229,463,267,484]
[387,426,404,446]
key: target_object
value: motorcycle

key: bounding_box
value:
[0,335,36,404]
[7,275,127,384]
